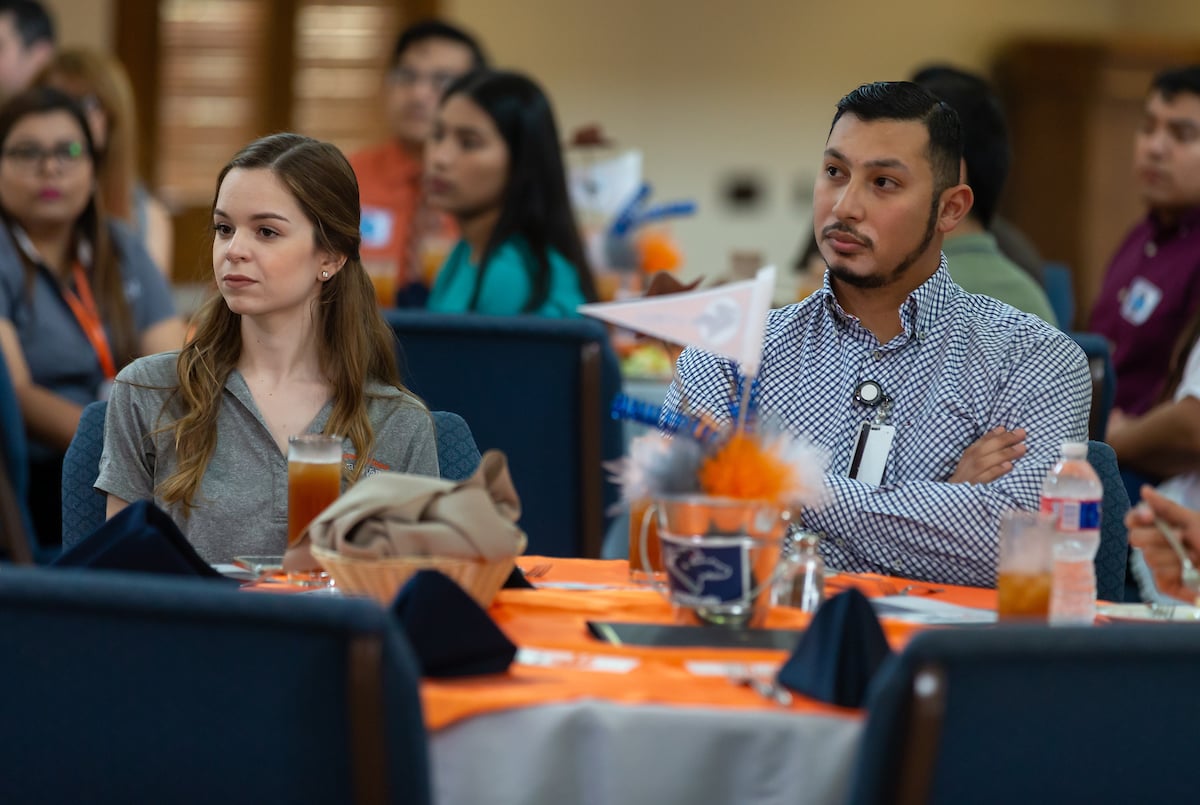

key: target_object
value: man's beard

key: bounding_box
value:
[826,197,939,290]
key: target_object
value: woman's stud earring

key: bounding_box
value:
[321,271,330,279]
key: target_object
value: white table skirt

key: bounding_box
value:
[431,700,862,805]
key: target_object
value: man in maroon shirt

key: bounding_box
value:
[1091,65,1200,417]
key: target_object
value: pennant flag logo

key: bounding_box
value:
[579,266,776,376]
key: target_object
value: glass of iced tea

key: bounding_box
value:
[628,498,664,584]
[996,509,1054,620]
[286,433,343,586]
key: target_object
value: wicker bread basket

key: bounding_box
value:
[311,532,526,608]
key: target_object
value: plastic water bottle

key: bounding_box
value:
[1040,442,1102,625]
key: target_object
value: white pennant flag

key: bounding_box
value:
[579,265,777,377]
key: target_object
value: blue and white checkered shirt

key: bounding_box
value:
[663,257,1091,587]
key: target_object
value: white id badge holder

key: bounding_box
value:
[846,422,895,486]
[846,382,895,486]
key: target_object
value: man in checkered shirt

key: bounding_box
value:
[664,82,1091,587]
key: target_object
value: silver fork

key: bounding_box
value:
[732,675,794,707]
[1155,517,1200,591]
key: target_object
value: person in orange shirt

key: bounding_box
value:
[349,19,487,308]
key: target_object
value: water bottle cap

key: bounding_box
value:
[1060,441,1088,459]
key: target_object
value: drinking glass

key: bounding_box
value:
[628,498,664,584]
[641,496,790,628]
[996,509,1054,620]
[287,433,342,586]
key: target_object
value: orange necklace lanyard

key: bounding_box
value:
[60,262,116,381]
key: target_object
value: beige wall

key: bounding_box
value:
[445,0,1200,290]
[44,0,111,50]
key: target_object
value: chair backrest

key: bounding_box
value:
[0,566,431,805]
[1042,262,1075,330]
[1069,331,1114,441]
[1087,439,1130,602]
[62,399,109,551]
[0,347,36,563]
[431,410,482,481]
[846,624,1200,805]
[386,311,623,557]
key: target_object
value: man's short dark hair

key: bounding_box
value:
[392,19,487,70]
[831,81,962,199]
[912,65,1009,228]
[1152,65,1200,102]
[0,1,54,47]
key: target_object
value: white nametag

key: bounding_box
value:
[360,207,394,249]
[847,422,895,486]
[1120,277,1162,326]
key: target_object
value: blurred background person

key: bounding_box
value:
[1108,305,1200,503]
[912,64,1058,325]
[1090,65,1200,418]
[350,18,487,308]
[36,47,173,274]
[0,0,53,102]
[0,87,183,546]
[425,69,597,317]
[97,133,437,564]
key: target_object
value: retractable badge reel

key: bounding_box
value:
[847,380,895,486]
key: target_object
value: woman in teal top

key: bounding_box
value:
[425,69,596,316]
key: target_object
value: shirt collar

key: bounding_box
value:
[815,252,950,344]
[10,222,91,271]
[1148,204,1200,239]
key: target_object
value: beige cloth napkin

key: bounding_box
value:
[305,450,524,562]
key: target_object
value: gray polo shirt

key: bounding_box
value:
[96,351,439,564]
[0,221,176,462]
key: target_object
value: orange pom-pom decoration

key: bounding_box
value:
[698,432,796,501]
[637,230,682,273]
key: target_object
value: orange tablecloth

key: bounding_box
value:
[420,557,996,730]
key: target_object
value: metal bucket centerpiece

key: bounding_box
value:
[641,495,790,628]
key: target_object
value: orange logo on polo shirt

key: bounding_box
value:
[342,453,391,477]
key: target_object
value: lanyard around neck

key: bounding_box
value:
[11,224,116,381]
[60,262,116,381]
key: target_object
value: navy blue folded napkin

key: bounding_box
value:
[390,569,517,677]
[776,588,893,707]
[502,566,535,589]
[53,499,229,580]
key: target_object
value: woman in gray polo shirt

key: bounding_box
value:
[97,133,438,564]
[0,87,185,548]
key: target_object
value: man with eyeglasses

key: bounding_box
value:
[0,1,55,102]
[350,19,487,307]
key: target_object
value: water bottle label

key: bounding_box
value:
[1040,497,1101,531]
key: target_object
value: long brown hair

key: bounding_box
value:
[0,86,138,366]
[35,48,139,224]
[158,133,405,513]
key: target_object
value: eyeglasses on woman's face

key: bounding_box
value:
[1,140,88,173]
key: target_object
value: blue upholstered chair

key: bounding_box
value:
[61,403,483,550]
[0,348,41,563]
[1069,332,1114,442]
[386,311,623,557]
[0,566,431,804]
[846,624,1200,804]
[61,400,109,551]
[1087,439,1130,602]
[1042,262,1075,330]
[431,410,481,481]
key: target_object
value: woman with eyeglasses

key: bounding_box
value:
[36,48,175,275]
[424,69,597,316]
[0,87,184,548]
